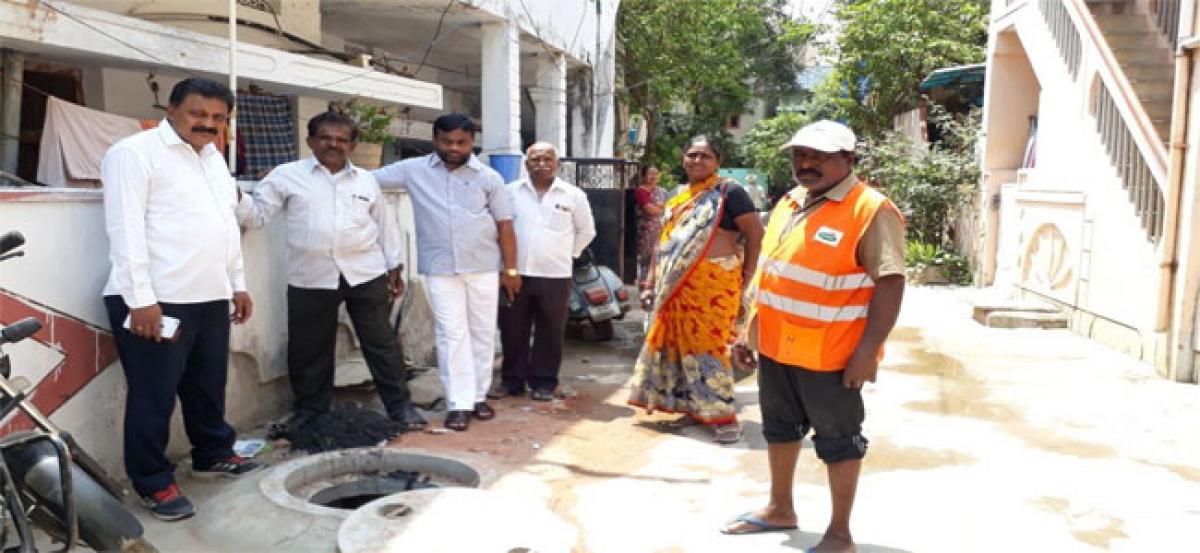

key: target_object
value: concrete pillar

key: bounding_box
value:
[1,49,25,175]
[480,21,521,157]
[529,53,567,155]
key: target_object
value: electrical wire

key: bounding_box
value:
[414,0,456,76]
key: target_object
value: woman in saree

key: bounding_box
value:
[633,165,668,291]
[628,135,765,444]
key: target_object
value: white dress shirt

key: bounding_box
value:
[102,121,246,308]
[372,154,513,275]
[508,177,596,278]
[236,157,403,289]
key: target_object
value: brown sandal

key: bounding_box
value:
[714,423,743,444]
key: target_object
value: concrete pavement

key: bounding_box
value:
[131,285,1198,552]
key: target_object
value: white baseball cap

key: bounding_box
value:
[779,120,857,153]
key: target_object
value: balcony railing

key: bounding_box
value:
[1095,82,1165,241]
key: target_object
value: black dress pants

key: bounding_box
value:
[498,276,571,393]
[287,275,410,418]
[104,296,237,497]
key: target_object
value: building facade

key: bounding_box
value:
[977,0,1199,383]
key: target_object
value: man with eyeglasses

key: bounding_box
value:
[236,111,426,441]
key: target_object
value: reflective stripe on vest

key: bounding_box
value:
[762,259,875,291]
[758,290,868,322]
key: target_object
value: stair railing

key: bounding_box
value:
[1155,0,1183,50]
[1038,0,1169,242]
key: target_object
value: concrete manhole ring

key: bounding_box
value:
[259,447,498,518]
[337,488,577,553]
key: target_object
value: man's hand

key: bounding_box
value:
[129,304,163,341]
[500,272,522,301]
[232,292,253,324]
[842,347,879,389]
[732,343,758,374]
[387,267,405,298]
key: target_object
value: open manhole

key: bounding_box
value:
[259,447,488,517]
[309,470,441,509]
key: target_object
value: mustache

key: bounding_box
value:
[796,169,822,177]
[191,126,219,135]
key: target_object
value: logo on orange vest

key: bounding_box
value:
[813,226,844,247]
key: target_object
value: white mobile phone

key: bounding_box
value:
[123,314,181,340]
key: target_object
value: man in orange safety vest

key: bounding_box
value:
[721,120,906,553]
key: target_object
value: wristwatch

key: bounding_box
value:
[504,268,519,277]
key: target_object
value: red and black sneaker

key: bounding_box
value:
[192,455,263,478]
[141,482,195,521]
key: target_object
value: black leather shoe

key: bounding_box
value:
[391,404,428,432]
[444,410,470,431]
[472,402,496,420]
[530,389,556,402]
[486,385,521,400]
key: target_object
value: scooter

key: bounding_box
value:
[567,248,633,342]
[0,231,152,552]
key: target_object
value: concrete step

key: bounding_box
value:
[1111,46,1173,65]
[984,310,1070,329]
[971,300,1060,325]
[1122,61,1175,81]
[1087,1,1142,16]
[1130,79,1174,99]
[1103,30,1165,50]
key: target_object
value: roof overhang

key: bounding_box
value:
[0,0,442,109]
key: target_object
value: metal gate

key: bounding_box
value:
[557,158,639,283]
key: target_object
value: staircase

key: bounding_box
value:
[1087,0,1179,143]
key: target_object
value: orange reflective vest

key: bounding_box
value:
[753,181,896,371]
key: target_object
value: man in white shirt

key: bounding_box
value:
[491,142,595,401]
[101,78,258,522]
[236,111,425,434]
[373,114,519,432]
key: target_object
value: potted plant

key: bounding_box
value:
[333,99,396,170]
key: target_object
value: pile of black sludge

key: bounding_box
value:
[284,404,406,453]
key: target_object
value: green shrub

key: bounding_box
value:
[906,239,971,285]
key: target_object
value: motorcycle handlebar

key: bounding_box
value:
[0,231,25,257]
[1,317,42,345]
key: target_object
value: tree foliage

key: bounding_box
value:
[617,0,813,169]
[742,111,810,196]
[829,0,988,138]
[858,106,981,247]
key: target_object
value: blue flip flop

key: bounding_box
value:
[720,512,799,535]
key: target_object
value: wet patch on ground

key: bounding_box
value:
[1034,496,1130,550]
[1136,459,1200,482]
[891,344,1117,461]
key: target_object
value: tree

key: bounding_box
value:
[617,0,813,169]
[742,111,810,196]
[830,0,988,138]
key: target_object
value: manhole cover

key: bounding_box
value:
[337,489,576,553]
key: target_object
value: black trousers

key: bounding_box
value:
[498,276,571,393]
[104,296,237,497]
[287,275,410,418]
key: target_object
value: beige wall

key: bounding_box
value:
[71,0,322,45]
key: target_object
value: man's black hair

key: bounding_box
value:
[168,78,235,111]
[432,113,477,136]
[308,111,359,142]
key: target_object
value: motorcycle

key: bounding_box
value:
[567,248,634,342]
[0,231,151,552]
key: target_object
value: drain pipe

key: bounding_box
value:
[1155,34,1200,334]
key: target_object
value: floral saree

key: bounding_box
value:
[627,175,743,425]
